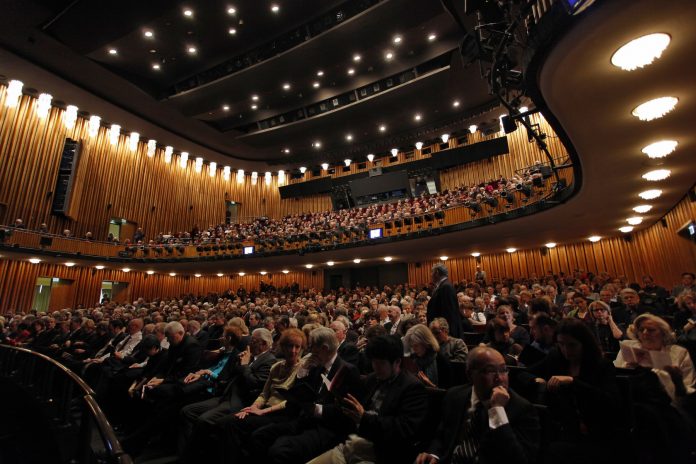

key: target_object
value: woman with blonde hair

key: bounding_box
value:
[403,324,440,387]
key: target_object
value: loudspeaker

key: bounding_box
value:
[39,236,53,247]
[501,115,518,134]
[660,218,668,228]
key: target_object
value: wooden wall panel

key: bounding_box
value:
[0,259,323,314]
[409,194,696,289]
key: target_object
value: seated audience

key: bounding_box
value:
[403,324,441,387]
[430,317,468,363]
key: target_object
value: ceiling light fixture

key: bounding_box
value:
[471,252,481,257]
[5,80,23,107]
[227,6,236,15]
[367,154,374,162]
[147,139,156,157]
[164,146,173,163]
[639,189,662,200]
[545,242,557,248]
[305,264,313,269]
[152,63,161,70]
[627,216,643,225]
[109,124,120,145]
[327,261,335,266]
[36,93,52,119]
[345,134,353,141]
[108,48,117,55]
[64,105,78,129]
[282,83,291,90]
[146,270,155,275]
[642,169,671,181]
[619,226,634,233]
[312,82,320,88]
[144,30,154,38]
[441,134,450,143]
[194,157,203,173]
[95,265,105,270]
[271,4,279,13]
[214,273,222,277]
[379,125,386,132]
[180,152,189,168]
[642,140,677,158]
[316,70,324,77]
[251,95,259,101]
[321,163,329,170]
[260,271,267,275]
[183,8,193,17]
[611,33,671,71]
[353,258,361,264]
[439,256,448,261]
[393,35,402,44]
[428,33,437,41]
[122,267,131,273]
[632,96,678,121]
[88,115,100,137]
[237,169,245,183]
[415,142,423,150]
[223,166,231,180]
[187,46,197,54]
[313,140,322,149]
[223,105,230,111]
[128,132,139,151]
[391,148,398,156]
[299,166,307,173]
[28,258,41,264]
[588,236,601,243]
[194,273,202,277]
[347,68,355,75]
[283,148,290,154]
[506,248,517,253]
[169,272,176,277]
[63,262,75,267]
[239,272,246,276]
[414,113,421,121]
[468,125,477,134]
[344,159,351,167]
[385,52,393,60]
[384,256,393,262]
[353,54,361,62]
[209,161,217,177]
[251,104,257,110]
[633,205,652,214]
[228,28,237,35]
[282,270,289,274]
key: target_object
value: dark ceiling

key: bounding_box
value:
[0,0,495,165]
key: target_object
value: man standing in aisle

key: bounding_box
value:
[427,264,462,338]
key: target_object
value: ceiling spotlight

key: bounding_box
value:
[344,159,351,167]
[37,93,52,119]
[187,46,197,54]
[169,272,176,277]
[152,63,161,70]
[519,106,529,113]
[468,125,477,134]
[588,236,601,243]
[353,258,361,264]
[452,100,460,108]
[183,8,193,17]
[299,166,307,173]
[619,226,634,233]
[385,52,394,60]
[379,125,386,132]
[414,113,421,121]
[470,252,480,257]
[506,248,517,253]
[353,54,361,62]
[251,94,259,101]
[321,163,329,170]
[282,269,289,274]
[391,148,398,156]
[347,68,355,75]
[632,96,678,121]
[439,256,448,261]
[441,134,450,143]
[194,273,201,277]
[122,268,131,273]
[316,70,324,77]
[305,264,313,269]
[228,28,237,35]
[633,205,652,214]
[639,189,662,200]
[642,140,677,158]
[384,256,393,262]
[251,104,258,110]
[313,82,320,88]
[260,271,267,275]
[28,258,41,264]
[227,6,236,14]
[642,169,671,181]
[144,30,154,38]
[282,83,291,90]
[545,242,557,248]
[393,35,402,44]
[415,142,423,150]
[428,33,437,41]
[345,134,353,141]
[108,48,118,55]
[367,154,375,162]
[283,148,290,154]
[223,105,230,111]
[95,265,105,270]
[627,216,643,225]
[611,33,671,71]
[239,272,246,276]
[271,4,279,13]
[313,141,322,148]
[64,262,76,267]
[146,270,155,275]
[327,261,335,266]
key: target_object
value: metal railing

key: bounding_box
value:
[0,344,132,464]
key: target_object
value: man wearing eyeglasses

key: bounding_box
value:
[416,346,540,464]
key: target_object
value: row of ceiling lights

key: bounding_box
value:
[610,32,677,234]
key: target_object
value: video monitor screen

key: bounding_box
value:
[369,228,383,239]
[243,246,254,255]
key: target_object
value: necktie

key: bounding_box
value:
[452,402,487,464]
[116,334,131,352]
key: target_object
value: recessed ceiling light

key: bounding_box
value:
[282,269,289,274]
[312,82,320,88]
[588,236,601,243]
[353,258,361,264]
[108,48,117,55]
[122,267,131,273]
[345,134,353,141]
[439,256,448,261]
[321,162,329,170]
[384,256,393,262]
[144,30,154,38]
[228,28,237,35]
[415,142,423,150]
[385,52,394,60]
[316,70,324,77]
[619,226,634,233]
[441,134,450,143]
[414,114,421,121]
[632,96,678,121]
[314,141,322,149]
[194,273,201,277]
[283,148,290,154]
[251,104,258,110]
[271,4,279,13]
[183,8,193,17]
[347,68,355,75]
[260,271,267,275]
[379,125,386,132]
[223,105,230,111]
[428,33,437,41]
[327,261,335,266]
[251,95,259,101]
[468,125,477,133]
[642,140,677,158]
[239,272,246,276]
[545,242,557,248]
[471,252,481,257]
[299,166,307,173]
[627,216,643,225]
[506,248,517,253]
[149,49,157,53]
[391,148,398,156]
[452,100,460,107]
[64,262,76,267]
[146,270,155,275]
[367,154,375,162]
[227,6,236,15]
[393,35,402,44]
[152,63,161,70]
[305,264,313,269]
[282,83,291,90]
[633,205,652,214]
[639,189,662,200]
[642,169,671,181]
[611,33,670,71]
[95,265,105,270]
[169,272,176,276]
[187,46,197,54]
[353,54,361,62]
[28,258,41,264]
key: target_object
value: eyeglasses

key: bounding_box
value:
[477,366,508,376]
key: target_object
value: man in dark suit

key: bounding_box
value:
[427,264,463,338]
[416,346,540,464]
[308,334,429,464]
[331,320,359,367]
[254,327,364,464]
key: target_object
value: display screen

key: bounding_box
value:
[243,246,254,255]
[369,228,383,239]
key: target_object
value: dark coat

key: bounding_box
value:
[224,349,277,404]
[154,334,202,381]
[427,280,462,338]
[337,341,360,367]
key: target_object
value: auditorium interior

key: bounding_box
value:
[0,0,695,463]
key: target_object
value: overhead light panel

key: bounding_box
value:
[209,161,217,177]
[88,115,101,137]
[164,146,173,163]
[642,140,677,158]
[36,93,52,118]
[633,205,652,214]
[632,96,678,121]
[627,216,643,225]
[353,258,361,264]
[588,236,601,243]
[109,124,120,145]
[639,189,662,200]
[468,125,477,134]
[611,33,670,71]
[391,148,398,156]
[415,142,423,150]
[367,154,374,162]
[321,163,329,170]
[642,169,671,181]
[128,132,139,151]
[64,105,78,129]
[5,80,23,107]
[470,252,481,257]
[147,139,157,157]
[180,152,189,168]
[545,242,557,248]
[619,226,634,233]
[441,134,450,143]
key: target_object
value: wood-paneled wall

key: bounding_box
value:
[408,194,696,289]
[0,89,329,241]
[0,259,323,313]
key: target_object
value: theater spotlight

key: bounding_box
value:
[500,190,514,205]
[501,115,518,134]
[516,183,532,198]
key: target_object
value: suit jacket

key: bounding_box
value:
[337,341,360,367]
[194,330,210,348]
[428,386,540,464]
[357,370,428,464]
[427,280,462,338]
[224,349,277,404]
[154,334,202,381]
